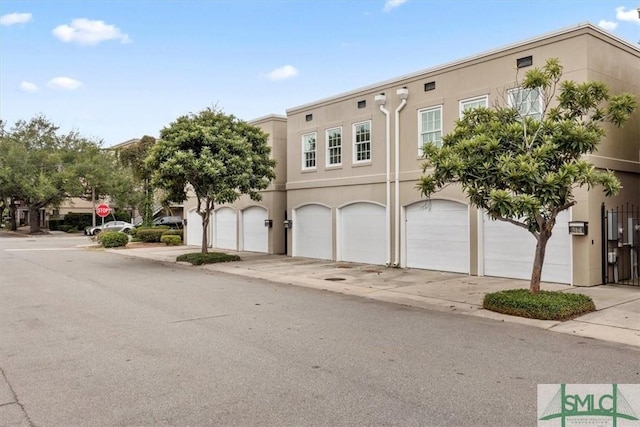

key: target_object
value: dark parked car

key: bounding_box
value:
[152,216,183,229]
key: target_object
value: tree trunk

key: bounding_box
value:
[530,227,552,293]
[28,207,41,234]
[9,202,17,231]
[143,180,154,227]
[201,210,210,254]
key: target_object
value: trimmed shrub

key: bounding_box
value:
[129,227,138,237]
[100,231,129,248]
[483,289,596,321]
[162,229,183,239]
[161,235,182,246]
[63,212,93,230]
[136,228,166,243]
[176,252,241,265]
[48,219,65,231]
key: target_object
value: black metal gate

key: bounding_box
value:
[602,204,639,286]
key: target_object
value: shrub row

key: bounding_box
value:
[482,289,596,321]
[136,228,184,243]
[161,235,182,246]
[176,252,240,265]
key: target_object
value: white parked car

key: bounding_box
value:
[84,221,134,236]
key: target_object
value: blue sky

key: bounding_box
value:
[1,0,639,147]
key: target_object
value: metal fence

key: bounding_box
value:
[602,204,639,286]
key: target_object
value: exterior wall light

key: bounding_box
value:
[283,220,292,229]
[264,219,273,228]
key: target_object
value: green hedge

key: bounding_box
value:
[176,252,241,265]
[483,289,596,321]
[100,231,129,248]
[136,228,166,243]
[162,229,183,239]
[161,235,182,246]
[63,212,93,230]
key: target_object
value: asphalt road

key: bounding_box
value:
[1,234,638,426]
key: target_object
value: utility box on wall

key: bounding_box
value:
[568,221,588,236]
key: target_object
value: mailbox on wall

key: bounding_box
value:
[568,221,588,236]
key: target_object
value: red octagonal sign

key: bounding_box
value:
[96,204,110,218]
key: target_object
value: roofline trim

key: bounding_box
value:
[286,22,639,114]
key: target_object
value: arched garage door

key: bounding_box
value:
[186,209,203,247]
[293,204,332,260]
[242,206,268,253]
[215,207,237,250]
[405,200,469,273]
[339,202,386,265]
[483,210,571,284]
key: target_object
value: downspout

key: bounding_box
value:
[394,87,409,267]
[375,93,391,266]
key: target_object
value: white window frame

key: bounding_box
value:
[353,120,372,164]
[301,132,317,170]
[508,87,543,120]
[326,127,342,167]
[459,95,489,118]
[418,105,443,153]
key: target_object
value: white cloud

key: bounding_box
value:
[383,0,407,12]
[52,18,131,45]
[20,81,38,92]
[0,12,32,26]
[598,20,618,31]
[47,77,83,90]
[615,6,640,24]
[265,65,299,81]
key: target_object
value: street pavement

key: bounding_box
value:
[105,244,640,349]
[2,232,640,426]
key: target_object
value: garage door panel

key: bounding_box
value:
[483,211,571,283]
[243,206,268,253]
[405,200,469,273]
[294,205,332,260]
[186,209,203,246]
[340,203,386,265]
[215,207,237,250]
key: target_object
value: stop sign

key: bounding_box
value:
[96,204,110,218]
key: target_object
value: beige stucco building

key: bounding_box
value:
[184,115,288,254]
[186,23,639,287]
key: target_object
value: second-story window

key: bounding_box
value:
[508,87,542,120]
[418,106,443,152]
[459,95,488,118]
[326,127,342,166]
[353,121,371,163]
[302,132,316,170]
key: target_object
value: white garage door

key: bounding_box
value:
[405,200,469,273]
[339,203,386,265]
[215,207,237,250]
[483,210,571,283]
[293,204,332,260]
[186,209,203,247]
[242,206,268,253]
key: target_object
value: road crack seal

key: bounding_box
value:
[0,366,36,427]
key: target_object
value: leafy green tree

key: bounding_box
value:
[418,58,637,293]
[147,108,276,253]
[117,136,157,227]
[0,115,124,233]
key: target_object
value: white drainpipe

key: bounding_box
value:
[394,87,409,267]
[375,93,391,266]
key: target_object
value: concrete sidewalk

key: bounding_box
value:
[107,245,640,349]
